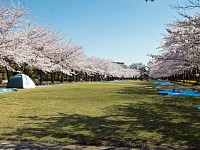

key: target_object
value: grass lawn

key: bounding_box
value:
[0,81,200,148]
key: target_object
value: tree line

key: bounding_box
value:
[148,0,200,82]
[0,1,140,84]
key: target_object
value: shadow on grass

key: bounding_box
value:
[2,113,135,147]
[1,86,200,148]
[2,102,200,148]
[106,103,200,147]
[114,85,200,148]
[0,141,71,150]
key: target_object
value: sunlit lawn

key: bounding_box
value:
[0,81,200,148]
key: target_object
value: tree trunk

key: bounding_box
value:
[39,70,43,84]
[80,71,83,81]
[60,73,64,83]
[46,74,49,81]
[51,72,55,83]
[57,72,60,81]
[75,71,78,82]
[90,75,93,82]
[66,74,68,82]
[22,65,29,75]
[5,67,11,82]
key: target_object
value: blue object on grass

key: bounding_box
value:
[197,106,200,110]
[0,89,13,94]
[153,81,171,85]
[157,89,172,95]
[168,90,200,96]
[157,88,200,97]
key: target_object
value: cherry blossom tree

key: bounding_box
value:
[0,1,139,84]
[148,13,200,81]
[79,57,139,81]
[0,1,29,81]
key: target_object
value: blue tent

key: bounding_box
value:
[6,74,36,89]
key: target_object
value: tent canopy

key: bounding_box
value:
[6,74,36,89]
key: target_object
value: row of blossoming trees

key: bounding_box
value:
[0,1,139,83]
[148,12,200,82]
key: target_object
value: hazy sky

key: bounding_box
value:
[13,0,194,65]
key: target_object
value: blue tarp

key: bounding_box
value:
[0,89,13,94]
[157,89,171,95]
[168,91,200,96]
[158,88,200,97]
[153,81,171,85]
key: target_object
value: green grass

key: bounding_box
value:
[0,81,200,148]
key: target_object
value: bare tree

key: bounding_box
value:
[174,0,200,9]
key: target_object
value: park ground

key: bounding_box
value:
[0,81,199,149]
